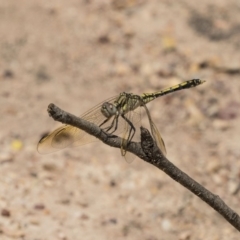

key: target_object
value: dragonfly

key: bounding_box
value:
[38,79,205,162]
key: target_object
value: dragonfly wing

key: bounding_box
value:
[38,95,119,154]
[150,121,167,156]
[37,125,97,154]
[139,98,167,157]
[38,125,71,154]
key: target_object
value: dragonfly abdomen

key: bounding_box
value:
[141,79,205,104]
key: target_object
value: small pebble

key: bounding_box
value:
[1,209,11,217]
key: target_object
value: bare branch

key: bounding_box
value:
[140,127,240,231]
[47,103,240,231]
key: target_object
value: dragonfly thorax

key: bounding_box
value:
[114,92,142,114]
[101,102,118,118]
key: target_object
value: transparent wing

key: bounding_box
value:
[140,99,167,157]
[38,95,120,154]
[150,121,167,156]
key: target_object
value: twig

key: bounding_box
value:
[140,127,240,231]
[47,103,240,231]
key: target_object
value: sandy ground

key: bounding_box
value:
[1,0,240,239]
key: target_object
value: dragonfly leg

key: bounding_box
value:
[100,115,118,134]
[108,115,119,134]
[121,114,136,145]
[99,117,111,128]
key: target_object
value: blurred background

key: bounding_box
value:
[1,0,240,239]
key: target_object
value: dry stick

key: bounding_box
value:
[140,127,240,231]
[47,103,240,231]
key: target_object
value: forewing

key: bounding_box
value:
[37,125,87,154]
[38,95,118,154]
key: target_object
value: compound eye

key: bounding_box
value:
[101,102,117,118]
[109,104,113,110]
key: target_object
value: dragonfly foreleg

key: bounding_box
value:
[100,114,119,134]
[99,117,112,128]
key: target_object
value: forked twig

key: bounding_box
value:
[47,103,240,231]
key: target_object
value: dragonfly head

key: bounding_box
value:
[101,102,117,118]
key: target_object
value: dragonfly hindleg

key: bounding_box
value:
[121,114,136,145]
